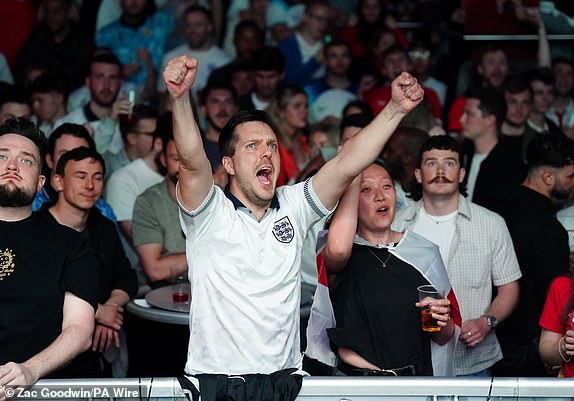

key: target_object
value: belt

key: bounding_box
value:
[339,362,416,377]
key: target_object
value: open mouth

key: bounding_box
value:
[376,207,389,214]
[256,166,272,185]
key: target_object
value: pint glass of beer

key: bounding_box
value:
[417,285,444,332]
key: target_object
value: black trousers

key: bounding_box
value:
[178,368,303,401]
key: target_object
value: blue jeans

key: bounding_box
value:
[457,368,491,377]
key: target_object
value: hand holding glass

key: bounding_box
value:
[417,285,444,332]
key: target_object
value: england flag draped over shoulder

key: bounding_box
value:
[304,230,462,376]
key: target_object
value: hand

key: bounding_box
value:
[0,362,36,400]
[460,317,490,347]
[122,62,141,78]
[95,303,124,330]
[416,297,451,327]
[389,72,424,114]
[92,324,120,353]
[111,98,133,122]
[564,330,574,357]
[163,55,198,99]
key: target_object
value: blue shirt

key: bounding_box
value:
[96,12,175,85]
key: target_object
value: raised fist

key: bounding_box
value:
[163,55,198,99]
[390,72,424,114]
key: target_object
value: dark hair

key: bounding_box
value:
[55,146,105,177]
[342,99,374,119]
[199,82,238,106]
[503,74,533,97]
[251,46,285,72]
[218,109,277,158]
[526,134,574,170]
[119,104,158,142]
[90,49,121,69]
[29,72,68,98]
[339,113,372,140]
[155,112,174,153]
[234,20,264,44]
[0,87,31,109]
[0,118,47,169]
[323,40,350,56]
[525,67,555,87]
[465,86,507,128]
[552,56,574,70]
[183,4,211,21]
[409,135,467,201]
[48,123,95,157]
[478,45,507,64]
[381,44,408,64]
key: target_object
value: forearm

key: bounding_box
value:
[431,318,455,345]
[338,347,380,370]
[537,20,551,67]
[142,252,188,282]
[323,178,360,273]
[104,289,130,307]
[336,101,406,179]
[171,95,209,171]
[488,281,519,322]
[539,329,567,366]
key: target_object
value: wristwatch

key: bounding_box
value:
[483,314,498,329]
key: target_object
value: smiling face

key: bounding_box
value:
[222,121,280,209]
[357,164,397,237]
[415,148,465,200]
[0,134,45,207]
[54,157,103,211]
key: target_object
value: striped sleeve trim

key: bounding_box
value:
[304,178,326,218]
[177,182,216,218]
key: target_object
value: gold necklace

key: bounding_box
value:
[367,248,392,268]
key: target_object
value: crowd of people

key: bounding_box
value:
[2,0,574,399]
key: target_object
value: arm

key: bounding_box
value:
[93,289,130,353]
[535,8,551,67]
[460,281,520,347]
[0,293,94,388]
[416,297,455,346]
[322,176,360,274]
[539,328,574,367]
[137,243,188,282]
[119,220,133,244]
[338,347,380,370]
[313,73,423,209]
[163,56,213,211]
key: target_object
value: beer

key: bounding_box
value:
[421,307,441,332]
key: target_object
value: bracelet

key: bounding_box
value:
[558,336,572,363]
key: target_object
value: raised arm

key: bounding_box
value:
[163,56,214,211]
[323,176,360,274]
[313,73,423,210]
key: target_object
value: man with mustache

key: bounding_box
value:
[393,135,521,377]
[164,54,423,396]
[0,118,97,392]
[489,134,574,377]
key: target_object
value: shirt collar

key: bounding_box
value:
[83,104,100,122]
[223,186,280,210]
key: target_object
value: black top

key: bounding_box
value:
[0,210,98,365]
[327,244,433,375]
[490,185,570,344]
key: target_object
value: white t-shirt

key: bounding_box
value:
[157,44,232,94]
[104,158,163,221]
[178,177,331,375]
[413,207,458,266]
[466,152,488,201]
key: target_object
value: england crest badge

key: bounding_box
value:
[272,216,294,243]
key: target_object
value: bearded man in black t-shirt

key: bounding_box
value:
[0,118,98,393]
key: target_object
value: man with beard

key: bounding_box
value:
[132,114,187,283]
[55,51,131,156]
[164,54,423,393]
[200,82,238,172]
[489,134,574,377]
[393,135,521,377]
[0,118,97,392]
[47,146,137,377]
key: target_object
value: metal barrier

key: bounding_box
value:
[16,377,574,400]
[463,34,574,41]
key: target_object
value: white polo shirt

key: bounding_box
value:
[178,177,331,375]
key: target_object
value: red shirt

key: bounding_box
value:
[364,85,442,119]
[539,275,574,377]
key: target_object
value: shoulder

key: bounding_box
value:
[34,210,90,245]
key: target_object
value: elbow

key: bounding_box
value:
[323,247,351,274]
[143,266,166,282]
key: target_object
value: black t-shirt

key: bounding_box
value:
[328,244,433,375]
[0,210,98,365]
